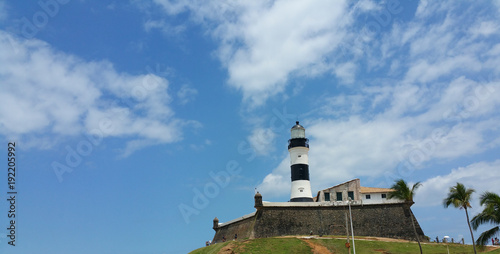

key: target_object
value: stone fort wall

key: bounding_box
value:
[212,202,425,243]
[212,213,255,242]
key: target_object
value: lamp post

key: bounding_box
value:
[345,211,351,254]
[348,197,356,254]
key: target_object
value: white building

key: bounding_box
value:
[314,178,401,205]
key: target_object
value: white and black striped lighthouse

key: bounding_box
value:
[289,121,313,202]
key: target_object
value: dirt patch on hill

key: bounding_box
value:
[217,242,236,254]
[480,245,500,252]
[301,239,333,254]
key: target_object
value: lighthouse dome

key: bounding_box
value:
[291,121,306,139]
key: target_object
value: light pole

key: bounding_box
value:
[348,197,356,254]
[345,211,351,254]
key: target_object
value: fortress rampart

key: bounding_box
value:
[212,194,425,243]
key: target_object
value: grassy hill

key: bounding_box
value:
[190,236,500,254]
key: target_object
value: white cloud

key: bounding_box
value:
[414,0,453,19]
[416,160,500,207]
[248,127,276,156]
[144,19,186,35]
[257,158,290,198]
[355,0,380,12]
[469,21,500,37]
[223,0,351,106]
[151,0,190,15]
[147,0,376,107]
[377,1,500,88]
[312,93,365,118]
[0,31,196,155]
[408,18,455,59]
[334,62,357,84]
[176,84,198,105]
[404,56,481,84]
[488,44,500,56]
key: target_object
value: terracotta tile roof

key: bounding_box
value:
[360,186,394,193]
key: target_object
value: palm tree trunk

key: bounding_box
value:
[410,209,423,254]
[465,207,477,254]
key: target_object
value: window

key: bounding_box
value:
[365,194,371,199]
[348,191,354,201]
[324,193,330,201]
[381,193,387,199]
[336,192,343,201]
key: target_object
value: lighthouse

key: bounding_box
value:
[289,121,313,202]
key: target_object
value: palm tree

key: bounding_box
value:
[443,183,477,254]
[388,179,423,254]
[471,192,500,246]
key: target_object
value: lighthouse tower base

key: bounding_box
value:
[290,180,313,202]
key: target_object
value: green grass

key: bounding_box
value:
[231,238,311,254]
[312,238,491,254]
[189,241,230,254]
[189,237,500,254]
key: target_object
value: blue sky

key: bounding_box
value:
[1,0,500,253]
